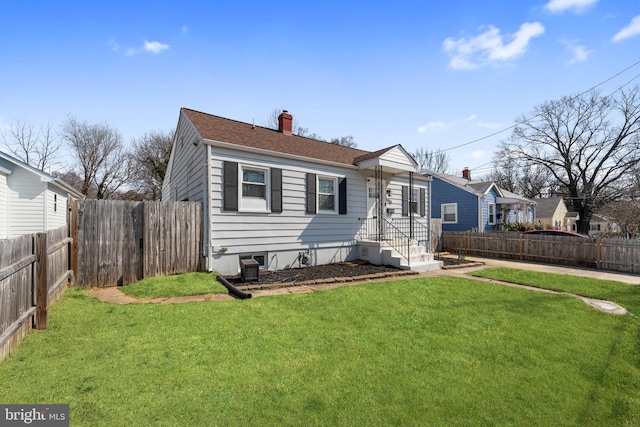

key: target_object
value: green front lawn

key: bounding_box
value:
[1,276,639,426]
[120,272,227,298]
[470,267,640,314]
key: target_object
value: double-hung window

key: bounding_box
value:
[240,166,268,211]
[242,168,266,198]
[306,173,346,215]
[442,203,457,223]
[318,177,336,213]
[411,189,419,214]
[224,161,282,213]
[488,203,495,224]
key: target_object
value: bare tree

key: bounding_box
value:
[413,148,450,173]
[265,109,357,147]
[1,120,62,171]
[602,199,640,237]
[500,87,640,234]
[131,130,175,200]
[62,117,133,199]
[487,147,558,198]
[330,135,357,148]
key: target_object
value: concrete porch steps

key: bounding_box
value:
[382,244,443,272]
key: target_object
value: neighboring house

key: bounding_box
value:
[0,150,83,240]
[162,108,442,275]
[426,168,536,232]
[534,197,580,231]
[587,214,620,236]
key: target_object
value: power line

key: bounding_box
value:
[440,58,640,154]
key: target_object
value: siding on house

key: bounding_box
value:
[162,113,207,203]
[7,165,46,237]
[481,188,499,232]
[46,187,69,230]
[0,171,7,239]
[430,177,478,231]
[0,152,81,239]
[205,147,430,274]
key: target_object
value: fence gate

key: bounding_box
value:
[72,200,203,288]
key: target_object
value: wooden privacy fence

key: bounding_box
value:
[0,226,72,362]
[430,219,442,252]
[442,231,640,274]
[73,200,203,288]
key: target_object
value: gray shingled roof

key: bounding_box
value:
[535,197,564,218]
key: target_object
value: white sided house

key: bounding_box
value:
[162,108,442,276]
[0,150,83,240]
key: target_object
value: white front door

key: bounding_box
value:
[367,180,385,218]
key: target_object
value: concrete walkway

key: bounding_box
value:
[89,256,639,315]
[440,255,640,285]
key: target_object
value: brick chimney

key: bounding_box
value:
[462,167,471,180]
[278,110,293,135]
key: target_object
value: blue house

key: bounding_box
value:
[425,168,536,232]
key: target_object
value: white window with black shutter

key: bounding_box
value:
[306,173,347,215]
[402,186,426,217]
[318,177,336,213]
[223,161,282,213]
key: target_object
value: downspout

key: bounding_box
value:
[204,143,212,271]
[478,196,483,232]
[427,178,432,252]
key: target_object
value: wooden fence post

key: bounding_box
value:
[35,232,48,330]
[519,233,524,261]
[69,200,78,285]
[596,237,601,269]
[463,232,468,256]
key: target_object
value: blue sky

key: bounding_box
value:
[1,0,640,177]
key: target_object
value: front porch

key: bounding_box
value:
[353,145,442,272]
[357,217,443,272]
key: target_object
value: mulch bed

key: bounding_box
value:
[225,260,414,290]
[225,257,480,290]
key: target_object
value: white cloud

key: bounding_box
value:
[545,0,597,13]
[471,150,485,159]
[418,122,446,133]
[144,40,170,54]
[443,22,545,69]
[613,15,640,42]
[561,40,593,63]
[108,39,170,56]
[182,25,189,33]
[108,38,120,52]
[464,114,477,122]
